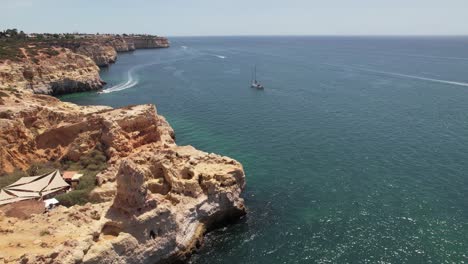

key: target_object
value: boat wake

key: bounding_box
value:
[100,53,204,94]
[100,68,138,94]
[99,46,228,94]
[366,70,468,87]
[325,63,468,88]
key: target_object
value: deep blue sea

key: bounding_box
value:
[60,36,468,263]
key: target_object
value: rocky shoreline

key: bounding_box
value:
[0,36,246,263]
[0,35,169,95]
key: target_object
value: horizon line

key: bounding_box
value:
[167,34,468,38]
[3,29,468,38]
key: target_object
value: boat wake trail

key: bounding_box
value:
[366,70,468,87]
[325,63,468,88]
[101,55,199,94]
[100,68,138,94]
[100,47,224,94]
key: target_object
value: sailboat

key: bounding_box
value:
[250,65,264,89]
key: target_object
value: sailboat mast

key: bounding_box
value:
[254,65,257,82]
[251,67,254,83]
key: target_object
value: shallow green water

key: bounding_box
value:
[60,37,468,263]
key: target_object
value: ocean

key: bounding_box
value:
[60,36,468,263]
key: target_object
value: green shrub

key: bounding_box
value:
[78,149,107,171]
[56,149,107,206]
[55,189,91,207]
[0,169,28,189]
[27,161,60,176]
[42,48,60,57]
[0,45,23,61]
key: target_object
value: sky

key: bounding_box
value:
[1,0,467,36]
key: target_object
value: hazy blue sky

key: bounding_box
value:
[1,0,467,36]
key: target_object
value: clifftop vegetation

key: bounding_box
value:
[0,28,165,62]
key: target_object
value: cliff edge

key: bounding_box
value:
[0,33,245,263]
[0,89,246,263]
[0,35,170,94]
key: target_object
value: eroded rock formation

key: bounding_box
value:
[0,90,173,174]
[124,36,170,49]
[0,35,170,94]
[107,37,136,52]
[76,43,117,67]
[0,89,246,263]
[0,48,104,95]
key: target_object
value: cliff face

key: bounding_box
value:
[124,37,170,49]
[0,91,108,173]
[0,35,170,94]
[76,43,117,67]
[107,37,136,52]
[77,36,169,66]
[0,90,246,263]
[0,47,104,95]
[0,91,172,174]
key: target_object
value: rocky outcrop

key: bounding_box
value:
[124,36,170,49]
[76,43,117,67]
[0,91,109,173]
[0,48,104,95]
[0,35,169,94]
[0,90,246,263]
[107,37,136,52]
[0,91,173,174]
[76,36,169,66]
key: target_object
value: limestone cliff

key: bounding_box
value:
[0,90,246,263]
[0,91,171,174]
[0,35,170,94]
[124,36,170,49]
[0,47,104,95]
[76,43,117,67]
[76,36,169,65]
[107,37,136,52]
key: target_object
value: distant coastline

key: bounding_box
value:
[0,30,169,95]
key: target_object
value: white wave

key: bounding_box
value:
[181,46,188,50]
[215,55,226,59]
[100,53,204,94]
[100,69,137,94]
[324,63,468,88]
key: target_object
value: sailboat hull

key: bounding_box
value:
[251,83,264,89]
[250,65,264,89]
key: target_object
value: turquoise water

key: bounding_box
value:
[60,37,468,263]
